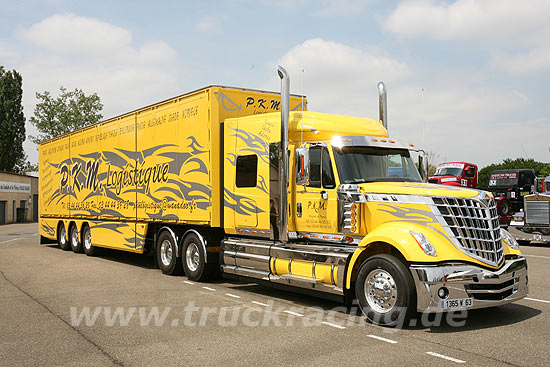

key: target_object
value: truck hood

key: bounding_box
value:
[358,181,479,198]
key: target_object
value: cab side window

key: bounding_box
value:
[309,148,321,188]
[236,154,257,188]
[322,148,335,189]
[308,147,335,189]
[465,166,475,178]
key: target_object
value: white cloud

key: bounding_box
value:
[270,38,535,166]
[18,13,132,56]
[492,45,550,74]
[11,13,182,164]
[272,38,411,115]
[384,0,550,75]
[384,0,550,43]
[387,84,531,164]
[196,16,223,35]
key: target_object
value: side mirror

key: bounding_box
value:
[464,166,470,171]
[296,148,310,186]
[418,152,428,183]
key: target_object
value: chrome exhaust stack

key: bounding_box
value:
[378,82,387,130]
[277,66,290,242]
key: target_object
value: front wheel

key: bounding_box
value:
[355,254,416,326]
[498,200,512,217]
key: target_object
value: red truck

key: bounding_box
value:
[428,162,478,188]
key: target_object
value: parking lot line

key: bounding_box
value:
[0,238,19,244]
[283,310,304,317]
[321,321,346,329]
[183,280,195,285]
[426,352,466,363]
[525,297,550,304]
[225,293,241,299]
[202,286,216,292]
[367,335,397,344]
[251,301,269,307]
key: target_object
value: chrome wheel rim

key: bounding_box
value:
[185,243,200,272]
[160,240,173,266]
[59,226,66,245]
[71,227,79,248]
[84,229,92,250]
[364,269,397,313]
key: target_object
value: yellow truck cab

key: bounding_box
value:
[39,66,528,326]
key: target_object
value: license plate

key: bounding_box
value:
[440,298,473,309]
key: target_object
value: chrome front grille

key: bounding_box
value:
[525,200,550,225]
[432,197,503,267]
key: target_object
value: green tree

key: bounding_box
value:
[478,158,550,191]
[426,151,445,176]
[30,86,103,144]
[0,66,27,173]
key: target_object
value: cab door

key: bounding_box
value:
[223,118,271,233]
[464,165,476,188]
[294,145,338,236]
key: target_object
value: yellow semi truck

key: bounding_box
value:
[39,67,528,325]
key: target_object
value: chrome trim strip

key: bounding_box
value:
[288,258,293,275]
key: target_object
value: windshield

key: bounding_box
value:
[489,172,518,188]
[332,146,422,184]
[434,167,463,177]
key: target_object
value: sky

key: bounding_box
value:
[1,0,549,168]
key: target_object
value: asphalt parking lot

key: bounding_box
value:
[1,223,549,366]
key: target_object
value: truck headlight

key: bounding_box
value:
[501,228,519,250]
[410,230,437,257]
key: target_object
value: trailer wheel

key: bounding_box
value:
[82,224,98,256]
[498,200,512,217]
[182,233,216,281]
[69,224,83,253]
[355,254,416,327]
[540,228,550,236]
[156,231,182,275]
[57,222,70,251]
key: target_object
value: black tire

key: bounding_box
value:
[181,233,217,281]
[540,228,550,236]
[69,223,83,253]
[355,254,416,327]
[57,222,71,251]
[498,200,512,217]
[521,227,533,234]
[82,224,98,256]
[156,231,183,275]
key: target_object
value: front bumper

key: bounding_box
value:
[410,257,528,313]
